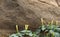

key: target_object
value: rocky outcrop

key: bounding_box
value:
[0,0,60,37]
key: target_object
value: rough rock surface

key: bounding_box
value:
[0,0,60,37]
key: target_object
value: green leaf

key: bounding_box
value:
[9,34,18,37]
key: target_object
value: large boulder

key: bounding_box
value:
[0,0,60,37]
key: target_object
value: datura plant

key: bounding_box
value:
[9,25,23,37]
[9,25,34,37]
[20,25,33,37]
[9,18,60,37]
[35,18,60,37]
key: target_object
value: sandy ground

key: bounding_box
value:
[0,29,16,37]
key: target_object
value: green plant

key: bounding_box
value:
[34,18,60,37]
[9,25,23,37]
[9,18,60,37]
[9,25,34,37]
[9,25,60,37]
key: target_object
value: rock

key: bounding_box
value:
[0,0,60,36]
